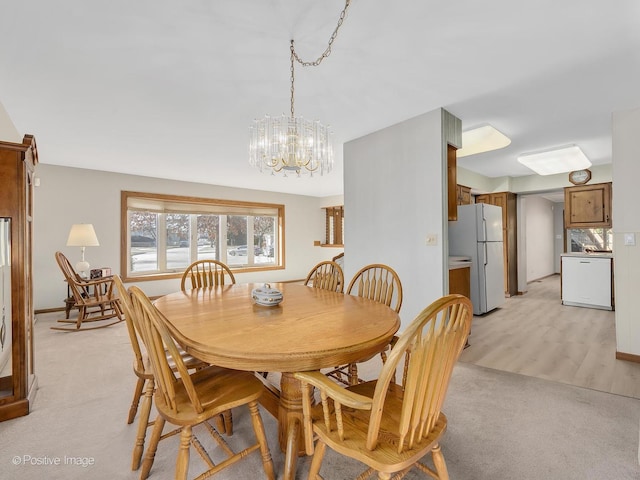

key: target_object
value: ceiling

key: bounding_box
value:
[1,1,639,198]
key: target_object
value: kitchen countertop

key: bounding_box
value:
[449,256,472,270]
[561,252,613,259]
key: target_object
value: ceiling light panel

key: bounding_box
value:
[457,124,511,158]
[517,145,591,175]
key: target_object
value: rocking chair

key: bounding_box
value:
[53,251,123,331]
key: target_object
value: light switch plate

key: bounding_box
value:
[624,233,636,246]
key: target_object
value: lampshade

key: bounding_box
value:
[66,224,100,247]
[66,224,99,275]
[517,145,591,175]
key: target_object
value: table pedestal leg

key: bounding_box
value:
[278,373,305,480]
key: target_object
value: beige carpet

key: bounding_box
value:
[1,312,639,479]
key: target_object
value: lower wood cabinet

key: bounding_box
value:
[449,265,471,299]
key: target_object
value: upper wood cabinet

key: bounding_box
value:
[456,185,471,205]
[447,145,458,221]
[564,182,612,228]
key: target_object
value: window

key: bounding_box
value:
[122,191,284,280]
[567,228,613,253]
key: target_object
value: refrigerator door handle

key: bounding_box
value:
[483,242,488,266]
[482,216,488,243]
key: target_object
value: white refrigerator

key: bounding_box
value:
[448,204,505,315]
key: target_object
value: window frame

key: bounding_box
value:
[121,191,285,282]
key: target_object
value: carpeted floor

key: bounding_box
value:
[1,313,639,479]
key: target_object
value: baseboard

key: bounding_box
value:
[35,307,65,314]
[616,352,640,364]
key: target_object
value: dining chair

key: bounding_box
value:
[294,294,472,480]
[304,260,344,293]
[128,285,275,480]
[113,274,213,471]
[53,251,124,331]
[180,259,243,430]
[180,259,236,291]
[326,263,403,385]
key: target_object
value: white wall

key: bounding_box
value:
[0,100,21,142]
[344,108,455,330]
[522,196,556,282]
[33,164,336,310]
[553,202,564,273]
[612,106,640,356]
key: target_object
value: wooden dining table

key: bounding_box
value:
[153,282,400,480]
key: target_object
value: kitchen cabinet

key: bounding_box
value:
[561,254,613,310]
[447,145,458,221]
[475,192,517,296]
[564,182,612,228]
[456,185,471,205]
[0,135,38,422]
[449,259,471,299]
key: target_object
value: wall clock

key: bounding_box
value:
[568,169,591,185]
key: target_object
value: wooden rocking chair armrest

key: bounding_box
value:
[294,371,372,410]
[75,276,114,289]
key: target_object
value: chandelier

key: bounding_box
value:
[249,0,351,177]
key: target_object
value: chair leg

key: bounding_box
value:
[140,415,165,480]
[431,443,449,480]
[348,363,359,386]
[222,409,233,436]
[132,379,154,470]
[248,401,275,480]
[77,306,87,329]
[308,440,326,479]
[128,377,145,424]
[175,425,192,480]
[214,414,226,434]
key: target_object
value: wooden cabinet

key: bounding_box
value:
[0,135,38,422]
[475,192,518,296]
[447,145,458,221]
[456,185,471,205]
[564,182,612,228]
[449,265,471,299]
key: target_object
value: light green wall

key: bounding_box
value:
[459,164,612,195]
[34,164,336,310]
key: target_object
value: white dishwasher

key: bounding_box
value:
[561,255,613,310]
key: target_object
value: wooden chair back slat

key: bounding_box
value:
[304,260,344,293]
[346,264,403,313]
[180,260,236,292]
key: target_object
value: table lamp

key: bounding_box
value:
[66,224,100,276]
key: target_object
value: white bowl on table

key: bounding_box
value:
[251,284,283,307]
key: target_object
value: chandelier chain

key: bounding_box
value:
[289,0,351,119]
[291,0,351,68]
